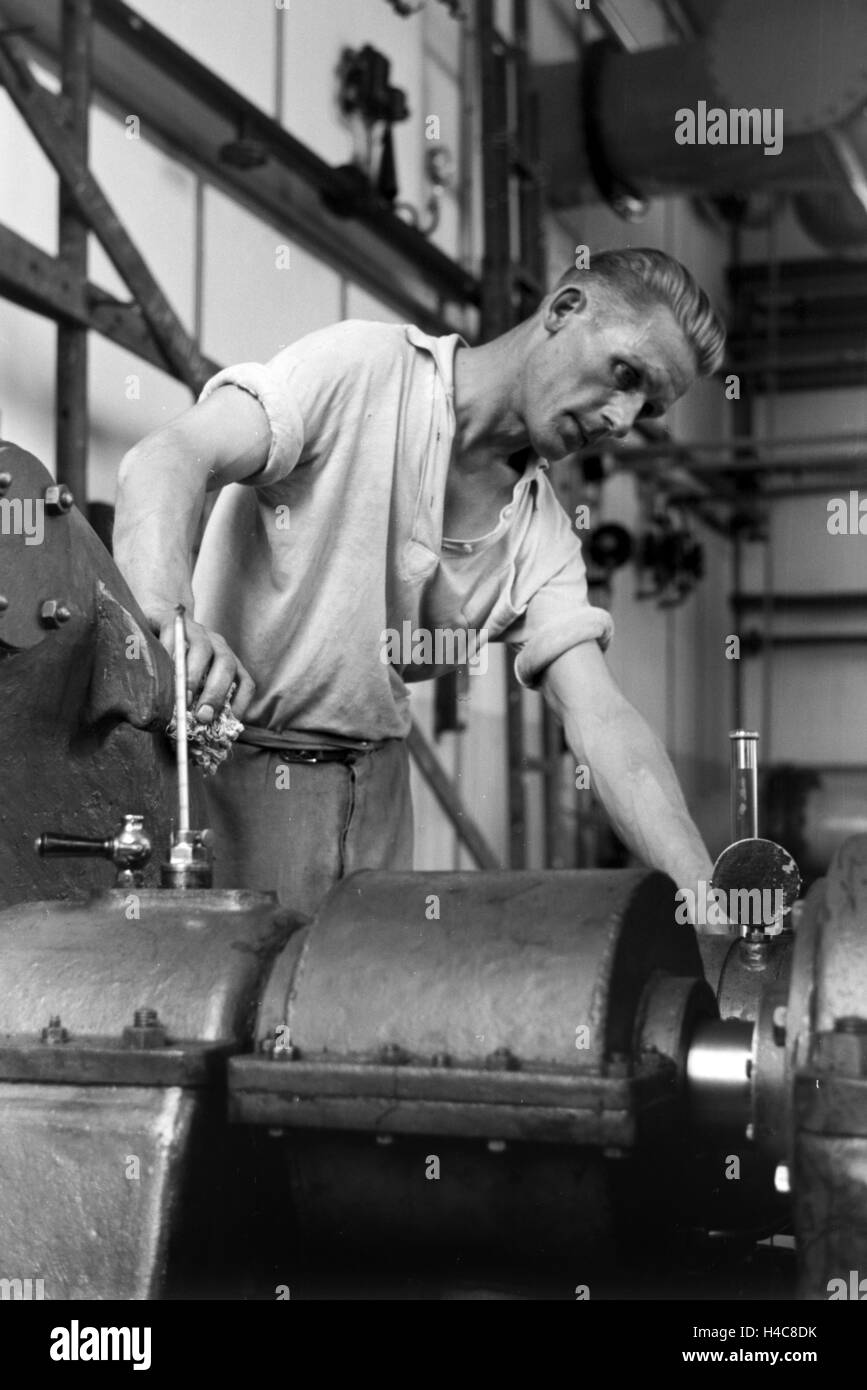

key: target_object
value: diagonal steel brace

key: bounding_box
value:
[0,26,210,393]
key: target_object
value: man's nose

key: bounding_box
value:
[602,399,642,439]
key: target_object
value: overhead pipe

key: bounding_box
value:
[536,0,867,254]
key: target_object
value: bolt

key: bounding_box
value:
[487,1139,507,1154]
[485,1047,519,1072]
[40,599,71,628]
[0,596,7,613]
[41,1014,68,1044]
[774,1163,791,1195]
[375,1134,394,1146]
[745,1122,755,1142]
[122,1007,167,1050]
[0,471,11,490]
[772,1005,788,1046]
[43,484,74,514]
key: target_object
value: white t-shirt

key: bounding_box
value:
[192,320,613,741]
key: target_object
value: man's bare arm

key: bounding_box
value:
[113,387,270,720]
[541,641,723,927]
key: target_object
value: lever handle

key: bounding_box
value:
[35,814,151,886]
[36,833,114,858]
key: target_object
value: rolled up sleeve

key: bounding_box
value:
[498,473,614,690]
[198,362,306,487]
[507,549,614,690]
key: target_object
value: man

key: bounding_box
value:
[114,246,726,918]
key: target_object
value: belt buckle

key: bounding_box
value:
[295,749,322,764]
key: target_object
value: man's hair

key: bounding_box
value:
[553,247,726,378]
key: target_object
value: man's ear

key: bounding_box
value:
[543,284,587,332]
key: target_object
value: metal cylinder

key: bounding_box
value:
[259,868,704,1072]
[686,1018,754,1134]
[730,730,759,842]
[248,868,708,1264]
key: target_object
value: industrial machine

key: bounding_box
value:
[0,439,864,1300]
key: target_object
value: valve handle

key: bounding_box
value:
[35,833,114,858]
[35,814,151,886]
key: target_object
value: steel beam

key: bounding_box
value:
[0,26,210,391]
[405,721,502,871]
[0,222,218,378]
[0,0,479,334]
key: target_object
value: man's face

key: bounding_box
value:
[520,284,698,461]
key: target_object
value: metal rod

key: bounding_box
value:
[592,447,867,479]
[55,0,91,503]
[743,633,867,650]
[173,606,190,837]
[730,730,759,841]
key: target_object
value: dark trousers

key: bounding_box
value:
[201,738,414,916]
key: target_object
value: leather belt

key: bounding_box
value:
[275,746,369,765]
[238,725,390,764]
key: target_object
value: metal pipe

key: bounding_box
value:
[743,634,867,651]
[576,430,867,464]
[733,593,867,612]
[730,730,759,842]
[745,478,867,501]
[173,606,190,837]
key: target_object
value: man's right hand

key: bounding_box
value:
[153,612,255,724]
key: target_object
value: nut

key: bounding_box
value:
[772,1005,788,1046]
[122,1007,167,1050]
[41,1014,68,1045]
[0,595,7,614]
[40,599,71,628]
[0,472,11,491]
[43,484,74,514]
[485,1046,519,1072]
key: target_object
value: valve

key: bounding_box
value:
[710,731,801,941]
[35,813,151,888]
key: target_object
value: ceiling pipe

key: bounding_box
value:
[536,0,867,254]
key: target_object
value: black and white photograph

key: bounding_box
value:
[0,0,864,1359]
